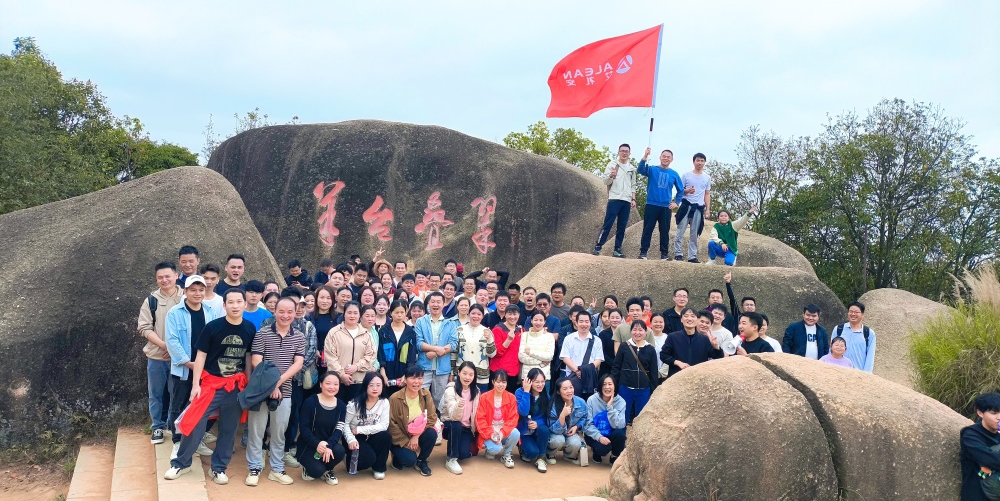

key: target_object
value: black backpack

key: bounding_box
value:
[834,323,871,350]
[148,295,158,327]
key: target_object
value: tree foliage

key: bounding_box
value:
[0,37,195,215]
[202,108,300,164]
[503,121,613,175]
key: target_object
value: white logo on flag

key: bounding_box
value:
[561,54,633,87]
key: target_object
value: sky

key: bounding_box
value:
[3,0,998,165]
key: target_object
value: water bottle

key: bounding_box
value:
[348,448,359,474]
[314,451,322,460]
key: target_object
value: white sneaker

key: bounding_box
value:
[268,470,294,485]
[210,470,228,485]
[202,431,217,444]
[301,470,314,481]
[444,458,462,475]
[546,456,557,465]
[195,441,213,456]
[322,471,338,485]
[435,434,442,446]
[565,454,580,465]
[163,466,189,480]
[535,458,547,472]
[502,454,515,468]
[373,471,385,480]
[170,443,180,460]
[282,452,301,468]
[705,259,716,265]
[245,468,261,486]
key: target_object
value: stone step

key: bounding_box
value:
[153,436,208,501]
[110,428,158,501]
[67,445,114,501]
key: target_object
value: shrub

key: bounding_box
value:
[910,265,1000,417]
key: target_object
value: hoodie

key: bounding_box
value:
[961,420,1000,501]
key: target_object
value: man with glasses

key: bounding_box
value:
[832,302,876,372]
[592,144,637,258]
[662,288,690,333]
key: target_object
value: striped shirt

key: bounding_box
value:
[251,323,305,399]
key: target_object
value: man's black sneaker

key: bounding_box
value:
[688,258,700,264]
[612,251,625,258]
[674,255,683,261]
[417,460,432,476]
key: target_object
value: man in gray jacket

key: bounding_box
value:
[592,144,636,258]
[137,261,184,445]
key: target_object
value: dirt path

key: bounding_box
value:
[0,462,71,501]
[203,442,610,501]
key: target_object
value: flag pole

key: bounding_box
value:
[648,24,663,149]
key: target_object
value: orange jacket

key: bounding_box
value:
[177,372,248,436]
[474,389,519,449]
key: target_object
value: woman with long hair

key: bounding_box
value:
[296,372,347,485]
[263,292,280,314]
[518,311,554,394]
[584,375,627,464]
[439,361,481,475]
[475,370,520,469]
[343,372,392,479]
[515,368,550,472]
[324,302,376,402]
[387,365,438,476]
[547,377,589,464]
[378,300,417,397]
[310,286,339,376]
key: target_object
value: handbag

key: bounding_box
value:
[302,365,316,391]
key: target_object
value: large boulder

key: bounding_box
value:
[0,167,283,447]
[599,224,816,276]
[610,354,970,501]
[518,253,845,336]
[207,121,608,279]
[857,288,954,389]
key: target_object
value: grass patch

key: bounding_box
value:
[911,264,1000,416]
[592,485,610,498]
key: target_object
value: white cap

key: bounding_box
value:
[184,275,207,288]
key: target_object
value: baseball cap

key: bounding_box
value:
[184,275,207,288]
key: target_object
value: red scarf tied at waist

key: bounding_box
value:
[177,372,248,436]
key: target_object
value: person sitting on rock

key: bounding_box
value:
[819,336,854,368]
[659,308,724,378]
[961,393,1000,501]
[706,207,757,266]
[736,312,774,355]
[584,375,627,465]
[831,301,876,372]
[547,377,590,465]
[782,304,829,360]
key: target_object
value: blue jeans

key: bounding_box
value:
[483,427,520,457]
[619,385,651,424]
[146,359,170,431]
[595,199,631,252]
[519,422,550,460]
[708,241,737,266]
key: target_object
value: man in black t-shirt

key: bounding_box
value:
[736,312,774,355]
[165,289,255,485]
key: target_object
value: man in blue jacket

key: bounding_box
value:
[781,304,829,360]
[637,147,687,260]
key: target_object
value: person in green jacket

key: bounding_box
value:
[707,207,757,266]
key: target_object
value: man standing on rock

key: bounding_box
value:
[674,153,712,263]
[832,302,876,372]
[637,148,687,260]
[138,261,184,445]
[164,288,257,485]
[592,144,636,258]
[216,254,246,296]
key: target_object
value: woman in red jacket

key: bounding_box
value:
[475,370,521,468]
[490,306,523,393]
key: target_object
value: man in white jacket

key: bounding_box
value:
[592,144,636,258]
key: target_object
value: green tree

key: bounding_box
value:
[503,121,613,175]
[0,37,195,215]
[202,108,300,164]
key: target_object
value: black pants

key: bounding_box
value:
[445,421,474,460]
[640,204,672,257]
[167,375,193,444]
[586,428,627,460]
[391,428,437,467]
[595,199,631,252]
[351,430,391,473]
[299,441,346,478]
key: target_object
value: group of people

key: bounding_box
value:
[137,245,878,487]
[593,143,756,265]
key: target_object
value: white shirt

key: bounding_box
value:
[764,336,783,353]
[804,324,819,360]
[681,171,712,205]
[559,332,605,376]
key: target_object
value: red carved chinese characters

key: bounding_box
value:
[313,181,346,246]
[362,196,394,242]
[414,191,453,250]
[470,195,497,254]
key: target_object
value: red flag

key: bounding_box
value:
[546,25,663,118]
